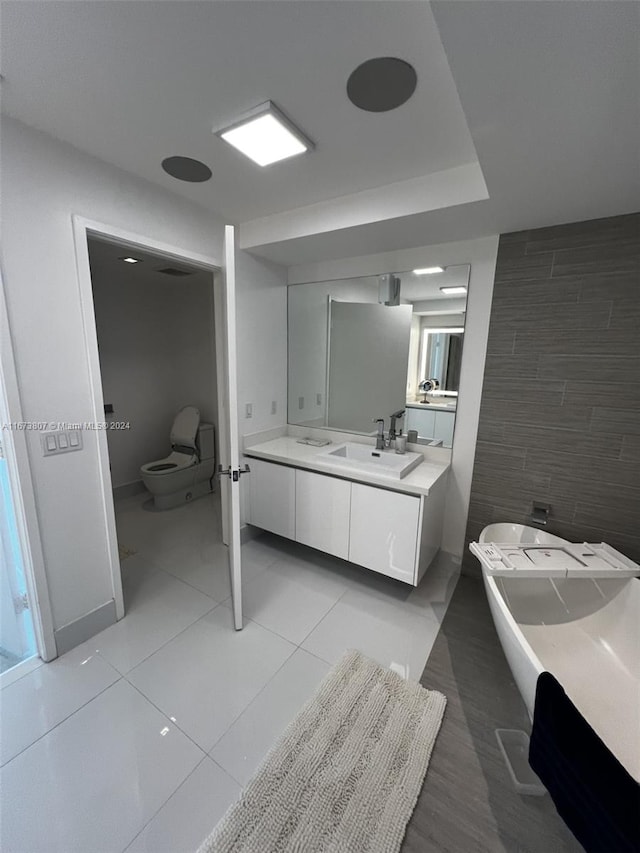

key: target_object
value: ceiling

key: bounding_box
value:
[1,1,477,222]
[87,237,212,288]
[2,1,639,267]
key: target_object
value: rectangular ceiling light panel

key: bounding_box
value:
[217,102,313,167]
[439,286,468,295]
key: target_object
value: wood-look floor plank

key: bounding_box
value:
[402,576,583,853]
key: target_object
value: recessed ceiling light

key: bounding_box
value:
[216,101,313,167]
[413,267,444,275]
[120,257,141,264]
[439,286,468,295]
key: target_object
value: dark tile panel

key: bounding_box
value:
[498,228,530,245]
[608,298,640,330]
[471,463,551,504]
[474,442,526,471]
[467,499,494,529]
[476,419,506,444]
[482,353,540,380]
[490,497,576,527]
[491,279,581,306]
[538,354,640,382]
[466,213,640,567]
[485,328,515,355]
[494,252,554,283]
[502,423,623,458]
[578,272,639,303]
[481,377,565,406]
[478,400,593,431]
[547,474,640,512]
[490,301,610,331]
[573,502,640,538]
[525,449,640,490]
[564,382,640,410]
[514,328,638,357]
[591,407,640,436]
[550,522,640,564]
[621,435,640,462]
[551,240,639,278]
[525,213,640,254]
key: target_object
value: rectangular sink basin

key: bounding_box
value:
[319,443,423,480]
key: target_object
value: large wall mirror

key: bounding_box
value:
[287,264,470,448]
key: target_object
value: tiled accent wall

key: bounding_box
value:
[463,212,640,575]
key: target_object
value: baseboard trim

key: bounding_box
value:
[113,480,147,501]
[241,523,262,545]
[54,600,117,656]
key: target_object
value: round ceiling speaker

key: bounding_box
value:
[347,57,417,112]
[161,156,212,183]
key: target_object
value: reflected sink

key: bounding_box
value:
[319,442,423,480]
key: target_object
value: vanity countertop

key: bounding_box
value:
[244,436,449,497]
[406,400,457,412]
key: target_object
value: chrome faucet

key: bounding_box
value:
[389,409,405,444]
[372,418,386,450]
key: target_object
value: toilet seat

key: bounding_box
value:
[170,406,200,452]
[141,450,196,476]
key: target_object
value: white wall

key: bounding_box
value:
[0,118,287,643]
[91,256,217,488]
[288,235,499,561]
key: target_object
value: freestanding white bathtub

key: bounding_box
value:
[478,523,640,784]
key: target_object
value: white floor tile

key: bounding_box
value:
[237,557,349,645]
[211,648,330,786]
[0,645,120,766]
[79,568,217,674]
[127,606,295,752]
[0,680,203,853]
[125,757,239,853]
[301,582,443,681]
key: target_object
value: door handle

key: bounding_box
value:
[218,464,251,482]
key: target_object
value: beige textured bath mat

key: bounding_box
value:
[198,649,446,853]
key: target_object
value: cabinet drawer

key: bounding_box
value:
[295,470,351,559]
[247,458,295,539]
[349,483,420,583]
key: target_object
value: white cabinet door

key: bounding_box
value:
[349,484,420,583]
[247,458,295,539]
[433,410,455,447]
[295,470,351,559]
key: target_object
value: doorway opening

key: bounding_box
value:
[84,234,228,619]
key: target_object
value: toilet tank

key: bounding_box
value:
[197,423,215,461]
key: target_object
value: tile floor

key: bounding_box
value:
[0,490,459,853]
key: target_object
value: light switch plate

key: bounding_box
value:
[245,403,253,419]
[42,430,83,457]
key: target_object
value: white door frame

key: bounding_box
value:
[72,215,224,621]
[0,268,57,662]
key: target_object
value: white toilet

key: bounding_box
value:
[140,406,216,510]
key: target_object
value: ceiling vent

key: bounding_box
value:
[157,267,194,277]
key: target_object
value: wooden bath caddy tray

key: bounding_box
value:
[469,541,640,578]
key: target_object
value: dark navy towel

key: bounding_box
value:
[529,671,640,853]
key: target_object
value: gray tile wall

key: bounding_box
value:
[463,212,640,575]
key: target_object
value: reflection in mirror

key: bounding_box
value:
[287,264,470,447]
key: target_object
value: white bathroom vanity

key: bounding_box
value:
[244,435,449,586]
